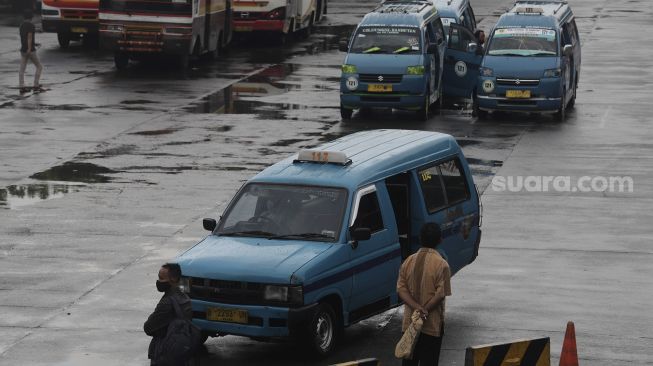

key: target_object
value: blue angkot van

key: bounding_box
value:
[474,0,581,120]
[174,130,482,356]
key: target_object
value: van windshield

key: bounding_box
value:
[217,184,347,242]
[350,26,422,54]
[487,27,557,56]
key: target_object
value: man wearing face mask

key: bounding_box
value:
[144,263,193,365]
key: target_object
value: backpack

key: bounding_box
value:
[153,296,202,366]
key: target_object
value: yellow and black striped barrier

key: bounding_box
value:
[330,358,379,366]
[465,337,550,366]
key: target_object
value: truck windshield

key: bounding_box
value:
[99,0,191,14]
[487,28,557,56]
[350,26,422,54]
[217,184,347,242]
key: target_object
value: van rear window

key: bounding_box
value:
[418,158,470,213]
[350,26,422,54]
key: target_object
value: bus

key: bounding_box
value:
[99,0,233,69]
[41,0,100,48]
[232,0,327,42]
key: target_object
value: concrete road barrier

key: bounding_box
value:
[465,337,550,366]
[331,358,380,366]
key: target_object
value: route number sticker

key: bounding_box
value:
[346,76,359,91]
[455,61,467,77]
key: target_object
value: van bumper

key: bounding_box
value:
[340,93,426,110]
[42,19,99,34]
[476,95,561,113]
[190,299,318,338]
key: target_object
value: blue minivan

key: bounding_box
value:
[474,0,581,120]
[339,1,447,120]
[174,130,482,356]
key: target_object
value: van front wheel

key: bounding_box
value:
[340,104,353,120]
[306,303,339,357]
[417,92,430,121]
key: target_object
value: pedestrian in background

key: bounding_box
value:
[144,263,194,366]
[474,29,486,56]
[19,9,43,93]
[396,223,452,366]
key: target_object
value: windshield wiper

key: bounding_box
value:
[269,233,334,240]
[219,230,275,238]
[393,46,412,54]
[363,46,382,54]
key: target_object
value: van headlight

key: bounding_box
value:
[406,65,425,75]
[179,276,191,294]
[543,68,561,78]
[341,64,357,74]
[264,285,303,305]
[480,67,494,77]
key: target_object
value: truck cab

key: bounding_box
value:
[174,129,482,356]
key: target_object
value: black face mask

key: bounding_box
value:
[156,280,171,293]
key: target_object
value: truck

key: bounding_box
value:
[98,0,233,69]
[232,0,327,43]
[41,0,100,48]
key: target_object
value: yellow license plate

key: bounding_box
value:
[206,307,248,324]
[367,84,393,93]
[506,90,531,98]
[234,26,253,32]
[71,27,88,33]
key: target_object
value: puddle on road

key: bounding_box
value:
[0,182,85,209]
[30,162,117,183]
[129,128,179,136]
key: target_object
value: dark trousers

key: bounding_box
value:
[402,332,443,366]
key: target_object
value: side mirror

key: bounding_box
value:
[203,218,217,232]
[563,44,573,56]
[427,44,438,54]
[467,42,478,53]
[351,227,372,242]
[339,39,349,52]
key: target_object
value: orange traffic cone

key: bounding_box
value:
[559,321,579,366]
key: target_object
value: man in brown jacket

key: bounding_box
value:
[397,223,452,366]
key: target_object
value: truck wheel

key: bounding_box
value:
[417,92,430,121]
[340,104,353,120]
[114,52,128,70]
[306,303,339,357]
[555,89,567,121]
[57,32,71,48]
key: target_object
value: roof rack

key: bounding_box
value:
[377,0,432,14]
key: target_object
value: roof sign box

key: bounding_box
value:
[295,150,351,166]
[514,7,544,14]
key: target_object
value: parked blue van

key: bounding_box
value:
[339,1,447,120]
[174,130,482,356]
[474,0,581,120]
[433,0,478,36]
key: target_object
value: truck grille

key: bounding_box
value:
[496,78,540,86]
[359,74,403,83]
[62,9,98,20]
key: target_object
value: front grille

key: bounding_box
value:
[61,9,98,20]
[359,74,403,83]
[189,277,297,307]
[496,78,540,86]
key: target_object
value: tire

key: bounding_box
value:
[417,91,430,121]
[340,104,353,120]
[472,92,488,119]
[114,52,128,70]
[57,32,71,48]
[179,54,190,70]
[568,80,577,109]
[209,35,220,60]
[432,84,443,115]
[306,303,339,357]
[199,331,211,345]
[555,89,567,121]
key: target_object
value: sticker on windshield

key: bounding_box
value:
[441,18,457,26]
[495,28,556,40]
[407,37,419,47]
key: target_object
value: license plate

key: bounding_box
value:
[368,84,393,93]
[206,307,248,324]
[506,90,531,98]
[234,26,253,32]
[71,27,88,33]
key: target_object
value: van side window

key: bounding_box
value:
[448,26,473,51]
[432,18,445,45]
[439,159,470,204]
[352,191,384,233]
[462,8,474,30]
[418,166,447,213]
[561,24,572,46]
[468,6,477,30]
[568,20,579,46]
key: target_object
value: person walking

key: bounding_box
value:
[396,223,452,366]
[19,9,43,93]
[144,263,195,366]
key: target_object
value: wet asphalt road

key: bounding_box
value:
[1,0,653,365]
